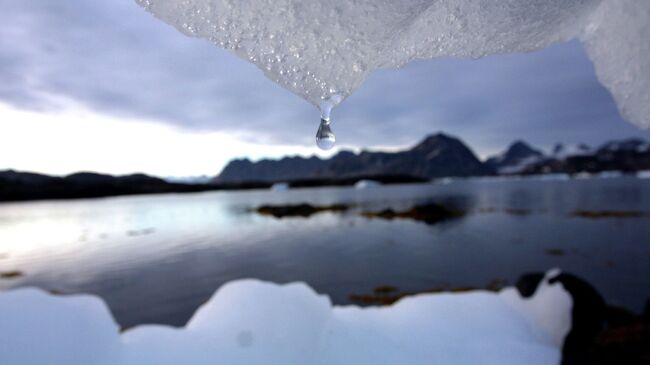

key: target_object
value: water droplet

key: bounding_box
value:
[316,118,335,150]
[315,95,344,150]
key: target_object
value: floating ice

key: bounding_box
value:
[0,270,571,365]
[135,0,650,128]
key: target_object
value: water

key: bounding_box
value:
[0,177,649,328]
[315,96,340,150]
[315,118,336,150]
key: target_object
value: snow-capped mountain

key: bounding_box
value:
[551,143,593,159]
[485,138,650,176]
[485,141,545,174]
[597,138,650,154]
[519,138,650,175]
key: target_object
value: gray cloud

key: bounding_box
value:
[1,0,649,157]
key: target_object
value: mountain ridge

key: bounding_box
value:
[217,133,493,183]
[2,134,650,202]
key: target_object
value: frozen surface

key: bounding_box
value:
[0,270,571,365]
[135,0,650,127]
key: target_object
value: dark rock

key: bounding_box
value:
[361,202,463,225]
[594,317,650,365]
[548,273,607,365]
[0,270,23,279]
[255,203,350,218]
[570,210,649,219]
[515,271,609,364]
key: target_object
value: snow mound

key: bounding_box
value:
[0,270,571,365]
[135,0,649,128]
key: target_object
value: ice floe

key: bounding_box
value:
[0,270,571,364]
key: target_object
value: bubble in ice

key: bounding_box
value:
[135,0,650,129]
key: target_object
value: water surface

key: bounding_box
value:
[1,177,649,328]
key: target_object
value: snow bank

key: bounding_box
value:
[135,0,650,128]
[0,270,572,365]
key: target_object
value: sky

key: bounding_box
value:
[1,0,649,177]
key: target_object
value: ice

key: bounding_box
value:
[0,289,121,364]
[0,270,571,364]
[134,0,649,128]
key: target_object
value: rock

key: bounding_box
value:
[254,203,349,218]
[548,273,607,365]
[0,271,23,279]
[361,202,463,225]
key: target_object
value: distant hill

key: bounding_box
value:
[0,171,220,202]
[485,141,544,174]
[217,133,493,183]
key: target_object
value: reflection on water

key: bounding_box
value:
[1,177,649,328]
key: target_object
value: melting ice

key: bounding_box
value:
[135,0,650,135]
[0,270,572,364]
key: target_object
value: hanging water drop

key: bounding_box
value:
[316,118,335,150]
[315,94,342,150]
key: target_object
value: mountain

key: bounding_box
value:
[217,156,327,183]
[551,143,593,159]
[3,135,648,203]
[520,138,650,175]
[485,141,544,174]
[216,133,492,183]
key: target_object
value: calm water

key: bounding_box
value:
[1,177,649,328]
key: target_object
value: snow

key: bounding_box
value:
[500,269,572,348]
[498,155,544,175]
[552,143,593,159]
[0,270,572,365]
[135,0,650,128]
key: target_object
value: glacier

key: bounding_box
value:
[134,0,650,128]
[0,270,571,365]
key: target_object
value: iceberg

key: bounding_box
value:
[0,270,572,364]
[270,182,290,191]
[354,179,381,189]
[135,0,650,128]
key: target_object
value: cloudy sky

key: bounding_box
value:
[1,0,649,177]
